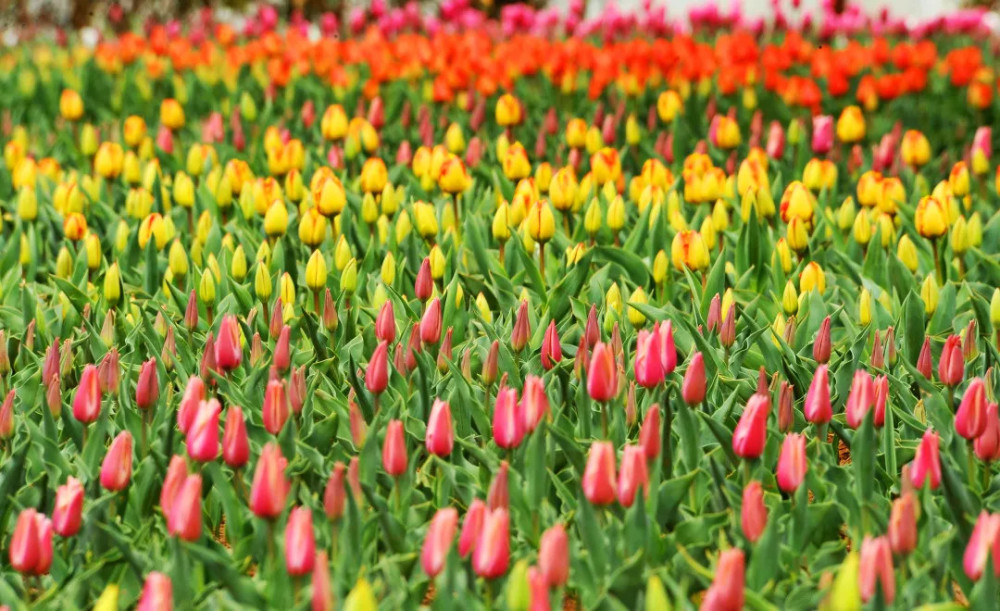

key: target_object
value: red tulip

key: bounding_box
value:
[100,431,133,491]
[263,379,290,435]
[634,328,664,389]
[493,386,524,449]
[178,375,205,434]
[706,294,722,333]
[135,358,159,410]
[963,511,1000,581]
[539,523,569,587]
[186,398,220,462]
[422,507,458,577]
[777,381,794,432]
[719,305,736,348]
[415,258,433,301]
[587,341,617,402]
[161,454,188,514]
[420,298,442,345]
[909,428,941,490]
[812,115,833,154]
[376,301,396,343]
[916,336,933,380]
[289,365,307,414]
[426,399,454,457]
[640,404,661,460]
[701,548,745,611]
[582,441,617,505]
[274,325,291,373]
[732,394,770,459]
[766,120,785,158]
[741,481,767,543]
[659,321,677,374]
[776,433,807,493]
[975,403,1000,461]
[521,375,549,433]
[53,476,84,537]
[682,352,706,405]
[459,499,487,558]
[10,509,52,575]
[812,316,831,364]
[483,340,500,385]
[487,461,510,510]
[365,341,390,395]
[42,338,61,385]
[845,369,875,429]
[859,535,895,603]
[873,374,888,428]
[222,406,250,468]
[938,334,964,387]
[473,508,510,579]
[137,572,173,610]
[382,419,408,476]
[72,363,102,424]
[511,300,530,353]
[215,315,243,372]
[0,389,13,439]
[285,506,316,576]
[323,462,348,520]
[956,377,988,440]
[888,492,917,556]
[584,305,599,348]
[250,443,290,519]
[804,365,831,424]
[312,552,334,611]
[617,444,649,507]
[541,321,562,370]
[167,474,203,541]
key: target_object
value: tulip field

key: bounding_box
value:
[6,1,1000,609]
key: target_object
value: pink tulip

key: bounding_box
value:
[909,429,941,490]
[521,375,549,433]
[889,493,917,556]
[137,572,173,611]
[682,352,706,405]
[701,549,745,610]
[421,507,458,577]
[382,420,408,476]
[323,462,348,520]
[539,523,569,587]
[249,443,290,519]
[420,298,443,345]
[285,506,316,576]
[956,377,988,440]
[974,403,1000,461]
[53,476,84,537]
[473,508,510,579]
[811,115,834,155]
[617,444,649,507]
[776,433,807,493]
[916,336,933,380]
[582,441,617,505]
[222,406,250,468]
[376,301,396,343]
[426,399,454,457]
[100,431,133,491]
[459,499,487,558]
[178,375,205,434]
[312,552,334,611]
[845,369,875,429]
[634,328,664,388]
[938,334,963,387]
[511,300,530,353]
[263,380,290,435]
[186,399,220,462]
[274,325,291,373]
[161,454,188,514]
[135,358,159,410]
[366,341,390,396]
[215,315,243,373]
[639,404,661,460]
[859,536,895,603]
[963,511,1000,581]
[72,364,102,424]
[741,481,767,543]
[804,365,831,424]
[587,341,617,402]
[493,386,524,449]
[541,321,562,370]
[732,394,770,459]
[167,474,203,541]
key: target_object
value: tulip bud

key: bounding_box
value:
[975,403,1000,462]
[285,506,316,576]
[539,523,569,587]
[909,429,941,490]
[733,394,770,459]
[100,431,133,491]
[702,549,745,610]
[618,445,650,507]
[72,364,102,424]
[422,507,459,578]
[681,352,706,405]
[382,420,408,477]
[53,476,85,537]
[888,493,917,556]
[963,511,1000,582]
[859,536,895,604]
[250,443,290,519]
[473,508,510,579]
[582,441,617,505]
[426,399,454,457]
[939,334,964,387]
[510,301,530,353]
[187,398,221,462]
[541,321,562,370]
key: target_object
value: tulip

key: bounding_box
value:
[582,441,617,505]
[53,476,84,537]
[521,375,549,433]
[186,398,220,462]
[777,381,794,433]
[426,399,454,457]
[741,481,767,543]
[873,374,888,428]
[859,536,895,604]
[845,369,875,429]
[459,500,487,558]
[167,474,203,541]
[473,508,510,579]
[957,377,988,440]
[963,511,1000,581]
[312,552,334,611]
[638,404,662,461]
[493,386,524,449]
[100,431,133,491]
[0,388,13,439]
[215,315,242,372]
[376,301,396,343]
[263,379,290,435]
[587,341,617,402]
[414,258,433,301]
[223,406,250,468]
[73,363,102,424]
[285,506,316,576]
[776,433,807,493]
[272,325,291,373]
[323,463,348,520]
[909,429,941,490]
[135,358,159,410]
[671,230,710,271]
[538,523,570,587]
[975,403,1000,462]
[483,340,500,385]
[382,420,408,476]
[682,352,706,405]
[916,337,933,380]
[10,509,52,575]
[804,365,832,424]
[732,394,770,459]
[634,329,664,389]
[422,507,458,577]
[136,571,173,611]
[701,549,745,611]
[365,341,390,396]
[889,493,917,556]
[540,321,562,370]
[161,454,187,516]
[420,298,442,345]
[811,115,833,155]
[250,443,290,519]
[178,376,205,434]
[617,444,650,507]
[939,334,964,387]
[511,300,531,353]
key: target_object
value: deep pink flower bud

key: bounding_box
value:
[349,394,367,447]
[0,389,13,439]
[312,551,334,611]
[215,315,242,373]
[473,508,510,579]
[415,258,433,301]
[587,341,617,402]
[658,321,678,374]
[396,141,413,166]
[459,499,487,558]
[719,305,736,348]
[323,462,348,520]
[72,364,102,424]
[511,300,530,353]
[682,352,707,406]
[640,404,661,460]
[582,441,617,506]
[426,399,454,457]
[135,358,159,410]
[617,445,650,507]
[963,511,1000,581]
[521,375,549,433]
[161,455,187,514]
[777,381,794,432]
[701,549,745,611]
[420,298,442,345]
[137,572,173,611]
[539,523,569,587]
[274,325,291,373]
[382,419,408,476]
[766,120,785,159]
[584,305,599,348]
[285,506,316,576]
[223,406,250,468]
[975,403,1000,461]
[42,338,61,385]
[706,294,722,333]
[845,369,875,429]
[10,509,52,575]
[634,328,664,389]
[493,387,524,449]
[483,340,500,386]
[909,429,941,490]
[422,507,458,577]
[186,398,220,462]
[178,376,205,434]
[741,481,767,543]
[889,492,917,556]
[733,394,770,459]
[804,365,831,424]
[938,334,964,387]
[811,115,833,155]
[813,316,831,364]
[376,301,396,343]
[263,380,289,435]
[100,431,133,491]
[873,374,888,428]
[53,476,84,537]
[776,433,807,493]
[289,365,306,414]
[916,336,933,379]
[249,443,290,519]
[541,321,562,370]
[956,377,988,440]
[167,474,203,541]
[859,536,895,604]
[366,341,390,395]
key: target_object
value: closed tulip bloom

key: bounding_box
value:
[284,507,316,576]
[186,399,220,462]
[135,358,159,410]
[916,337,934,380]
[422,507,459,577]
[473,508,510,579]
[889,493,917,556]
[639,404,661,460]
[487,461,510,511]
[811,115,834,155]
[909,429,941,490]
[426,399,454,457]
[250,443,290,519]
[215,315,242,372]
[53,476,84,537]
[376,301,396,343]
[963,512,1000,581]
[365,341,390,395]
[845,369,875,429]
[617,444,650,507]
[938,335,964,387]
[741,481,767,543]
[458,500,487,558]
[272,325,291,373]
[222,406,250,468]
[873,374,888,428]
[804,365,832,424]
[682,352,706,405]
[776,434,807,493]
[101,431,133,491]
[167,474,203,541]
[312,552,334,611]
[10,509,45,574]
[493,386,524,449]
[634,329,664,389]
[323,462,348,520]
[701,549,745,611]
[659,321,678,374]
[263,380,289,435]
[813,316,831,364]
[178,375,205,434]
[732,394,770,459]
[582,441,617,505]
[539,523,569,587]
[587,342,617,402]
[859,536,895,604]
[414,258,433,301]
[73,363,102,424]
[521,375,549,433]
[956,377,988,440]
[975,403,1000,462]
[511,300,531,353]
[421,298,442,345]
[540,321,562,370]
[137,572,173,611]
[383,420,408,476]
[0,389,12,439]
